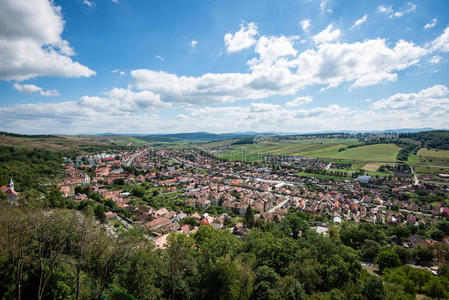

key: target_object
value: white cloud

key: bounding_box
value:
[285,96,313,107]
[155,55,165,61]
[300,19,311,32]
[83,0,95,8]
[296,38,426,89]
[377,5,393,15]
[430,26,449,52]
[424,18,437,30]
[0,0,95,81]
[191,40,198,48]
[2,85,449,134]
[112,0,118,3]
[13,83,42,94]
[112,69,125,75]
[351,14,367,30]
[313,24,341,44]
[429,55,441,64]
[13,82,59,96]
[372,85,449,114]
[130,24,431,104]
[253,35,298,63]
[320,0,332,14]
[377,3,416,18]
[224,22,258,53]
[40,89,59,97]
[0,87,172,133]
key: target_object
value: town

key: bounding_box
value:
[49,146,449,252]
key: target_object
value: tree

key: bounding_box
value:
[113,178,125,185]
[45,187,66,208]
[375,250,401,273]
[277,275,305,300]
[413,245,434,266]
[94,205,106,223]
[252,266,280,300]
[121,249,163,300]
[282,214,309,239]
[67,213,95,300]
[132,186,145,198]
[162,233,198,300]
[194,226,243,261]
[437,220,449,236]
[430,230,445,241]
[392,246,411,265]
[361,240,380,262]
[244,205,255,228]
[84,229,135,300]
[422,277,449,299]
[362,276,385,300]
[32,211,71,300]
[0,208,34,300]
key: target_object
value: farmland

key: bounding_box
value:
[212,140,401,163]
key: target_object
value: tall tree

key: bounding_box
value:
[0,208,34,300]
[32,210,71,300]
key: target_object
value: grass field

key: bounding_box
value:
[361,163,382,171]
[416,148,449,167]
[304,144,401,162]
[418,148,449,158]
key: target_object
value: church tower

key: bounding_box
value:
[9,178,14,190]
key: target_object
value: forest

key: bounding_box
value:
[0,203,448,300]
[0,146,63,192]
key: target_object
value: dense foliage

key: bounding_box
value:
[0,146,63,192]
[1,204,448,300]
[399,130,449,150]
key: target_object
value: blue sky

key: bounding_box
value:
[0,0,449,134]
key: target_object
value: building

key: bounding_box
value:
[355,175,371,184]
[1,179,18,202]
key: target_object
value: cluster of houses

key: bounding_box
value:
[47,146,449,251]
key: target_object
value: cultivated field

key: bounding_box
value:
[417,148,449,167]
[304,144,401,162]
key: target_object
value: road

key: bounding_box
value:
[124,151,143,167]
[410,166,419,185]
[268,197,290,213]
[374,204,432,217]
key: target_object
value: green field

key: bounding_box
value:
[417,148,449,158]
[303,143,400,162]
[213,140,402,163]
[417,148,449,167]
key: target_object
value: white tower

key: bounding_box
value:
[9,178,14,190]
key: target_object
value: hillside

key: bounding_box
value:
[399,130,449,150]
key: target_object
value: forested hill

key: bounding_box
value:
[399,130,449,150]
[0,146,63,192]
[0,131,61,139]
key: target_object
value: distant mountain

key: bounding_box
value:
[139,132,274,142]
[99,128,440,140]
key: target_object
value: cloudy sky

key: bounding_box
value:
[0,0,449,134]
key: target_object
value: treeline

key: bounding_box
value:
[396,142,420,161]
[0,207,363,300]
[399,130,449,150]
[0,132,61,139]
[0,146,63,192]
[2,205,449,299]
[232,137,257,145]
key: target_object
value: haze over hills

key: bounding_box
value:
[98,128,440,141]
